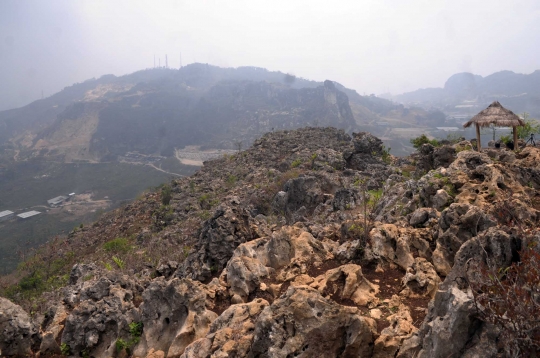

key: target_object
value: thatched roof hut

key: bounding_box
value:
[463,101,524,150]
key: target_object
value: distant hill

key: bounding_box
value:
[0,64,383,162]
[392,70,540,117]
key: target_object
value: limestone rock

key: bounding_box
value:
[409,208,438,227]
[433,203,496,275]
[351,131,384,155]
[401,227,517,358]
[400,258,440,299]
[370,224,415,270]
[248,286,376,357]
[332,188,358,211]
[310,264,379,306]
[39,304,68,356]
[134,278,218,358]
[176,198,255,282]
[432,146,456,168]
[431,189,451,210]
[412,287,479,358]
[61,274,139,357]
[221,227,334,300]
[374,305,417,358]
[0,297,40,357]
[181,299,269,358]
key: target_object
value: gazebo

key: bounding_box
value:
[463,101,525,151]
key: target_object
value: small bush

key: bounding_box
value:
[103,237,130,253]
[410,134,440,148]
[60,343,71,356]
[226,174,238,187]
[129,321,143,338]
[381,145,392,164]
[199,193,219,209]
[290,159,302,168]
[469,244,540,356]
[112,256,125,269]
[517,117,540,140]
[161,184,172,206]
[116,338,128,352]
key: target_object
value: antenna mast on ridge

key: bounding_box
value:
[166,55,168,69]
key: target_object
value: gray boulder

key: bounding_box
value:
[332,188,358,211]
[0,297,40,357]
[409,207,438,227]
[176,197,255,282]
[351,131,384,155]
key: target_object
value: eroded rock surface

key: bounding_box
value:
[248,286,376,358]
[0,297,40,357]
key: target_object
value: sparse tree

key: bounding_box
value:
[233,140,243,151]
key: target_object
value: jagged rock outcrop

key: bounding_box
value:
[399,227,520,357]
[248,286,376,357]
[310,264,380,306]
[220,226,336,303]
[176,197,256,282]
[134,278,218,358]
[400,258,440,299]
[0,297,40,357]
[433,203,496,275]
[59,273,141,357]
[374,305,417,358]
[181,299,269,358]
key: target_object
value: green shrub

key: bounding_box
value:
[161,184,172,206]
[19,272,44,291]
[103,237,130,253]
[517,115,540,139]
[226,174,238,187]
[116,338,128,352]
[291,159,302,168]
[198,193,219,209]
[381,145,392,164]
[129,321,143,339]
[112,256,125,269]
[60,343,71,356]
[410,134,440,148]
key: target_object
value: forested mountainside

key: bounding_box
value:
[2,127,540,357]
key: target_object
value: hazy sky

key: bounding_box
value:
[1,0,539,110]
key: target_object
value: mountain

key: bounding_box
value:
[0,64,362,163]
[1,64,415,274]
[2,127,539,357]
[1,63,438,163]
[393,70,540,117]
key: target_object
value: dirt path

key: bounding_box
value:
[147,163,184,177]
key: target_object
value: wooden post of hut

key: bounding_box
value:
[475,123,481,151]
[463,101,524,152]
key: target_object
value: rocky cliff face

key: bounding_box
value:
[2,127,540,357]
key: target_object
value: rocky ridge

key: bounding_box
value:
[1,127,540,357]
